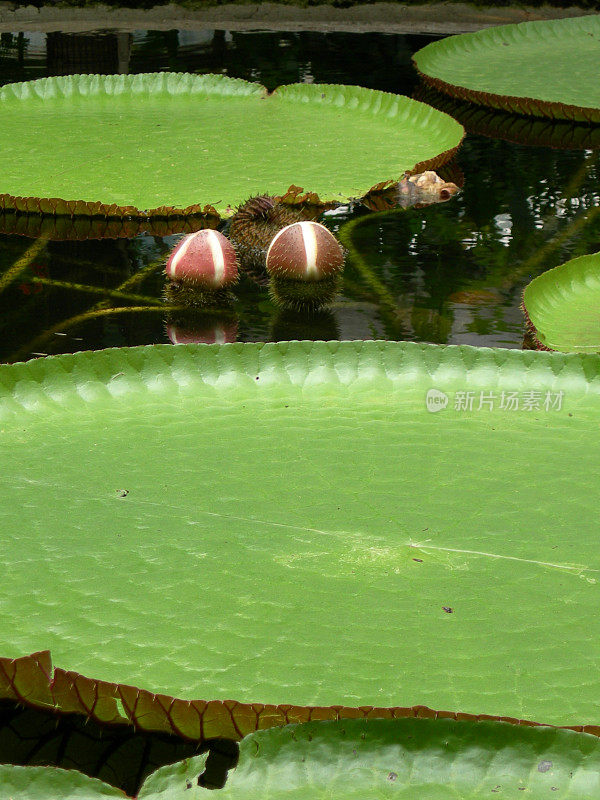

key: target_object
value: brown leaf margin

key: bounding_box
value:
[3,650,599,744]
[273,184,337,212]
[0,198,221,237]
[0,144,463,241]
[414,85,600,152]
[410,137,465,177]
[413,67,600,125]
[273,130,464,215]
[0,209,221,242]
[0,195,221,219]
[521,297,554,352]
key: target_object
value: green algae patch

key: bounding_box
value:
[0,73,463,218]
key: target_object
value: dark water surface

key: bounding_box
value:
[0,29,598,362]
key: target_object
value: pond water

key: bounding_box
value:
[0,28,598,362]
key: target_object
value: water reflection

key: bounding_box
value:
[0,698,236,796]
[416,85,600,151]
[0,29,431,92]
[0,29,598,361]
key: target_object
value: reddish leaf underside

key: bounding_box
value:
[0,196,220,223]
[3,651,600,744]
[413,71,600,125]
[0,211,221,242]
[414,86,600,151]
[521,298,555,352]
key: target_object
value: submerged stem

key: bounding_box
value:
[32,276,162,306]
[0,238,47,294]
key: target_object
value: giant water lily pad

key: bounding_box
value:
[152,719,600,800]
[0,73,463,217]
[5,718,600,799]
[1,341,600,740]
[414,15,600,122]
[522,251,600,352]
[0,766,123,800]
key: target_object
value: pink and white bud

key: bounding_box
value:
[265,221,344,281]
[165,229,238,287]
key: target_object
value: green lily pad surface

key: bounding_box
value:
[5,718,600,799]
[155,719,600,800]
[413,15,600,122]
[0,73,463,217]
[0,766,123,800]
[523,251,600,352]
[1,341,600,739]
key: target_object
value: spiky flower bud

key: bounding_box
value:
[166,229,238,287]
[265,221,344,280]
